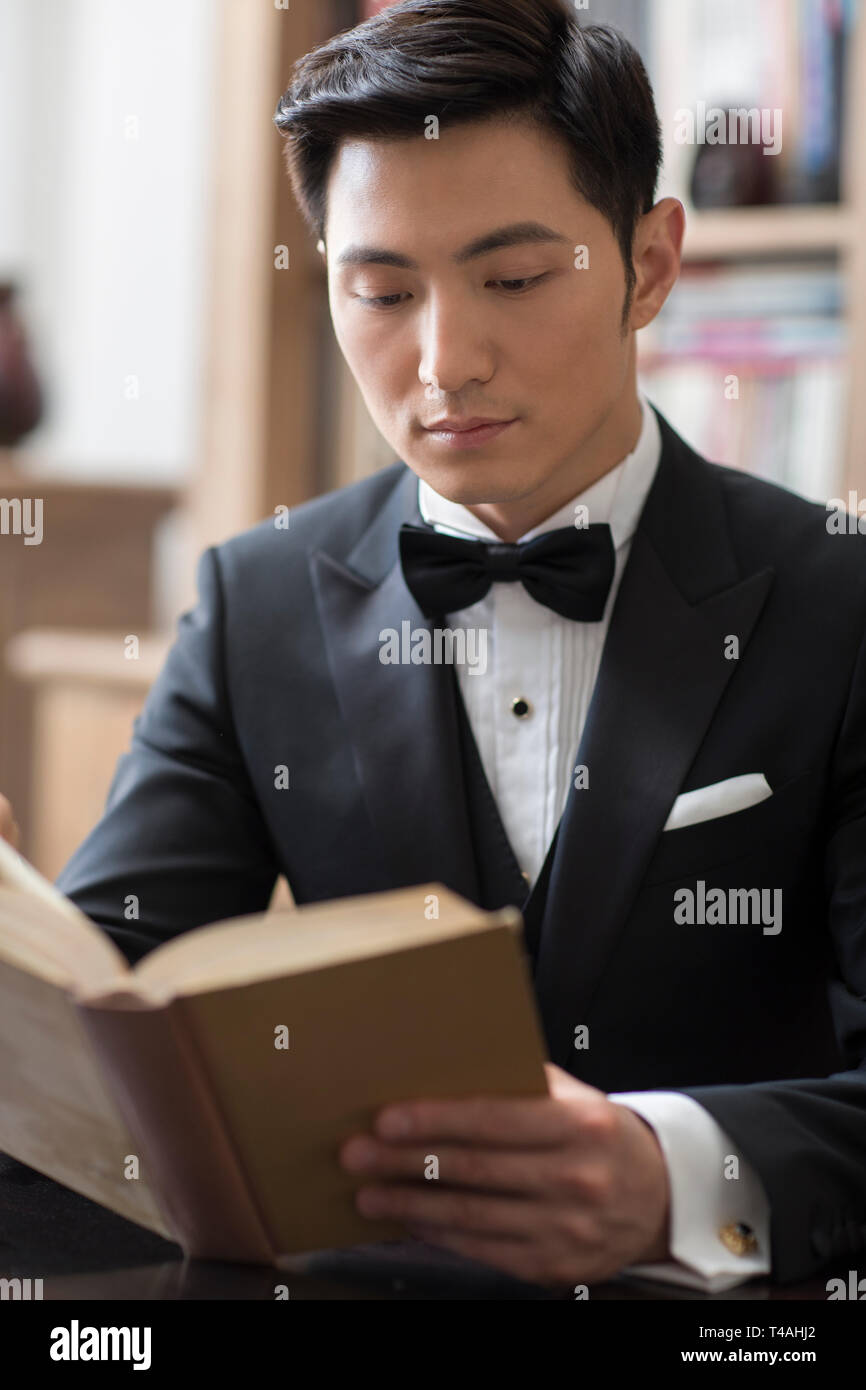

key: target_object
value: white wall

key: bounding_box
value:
[0,0,217,482]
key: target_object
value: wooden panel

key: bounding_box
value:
[6,627,295,910]
[6,630,172,880]
[683,205,853,261]
[0,468,177,853]
[188,0,340,567]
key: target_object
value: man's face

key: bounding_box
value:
[323,115,636,511]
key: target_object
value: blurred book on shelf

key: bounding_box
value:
[639,261,848,502]
[648,0,855,211]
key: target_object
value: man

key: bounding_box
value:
[12,0,866,1292]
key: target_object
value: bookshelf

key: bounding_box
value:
[640,0,866,503]
[682,206,855,260]
[672,203,865,499]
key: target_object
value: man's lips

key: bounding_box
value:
[423,417,515,431]
[422,417,519,448]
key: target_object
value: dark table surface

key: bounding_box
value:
[0,1153,840,1301]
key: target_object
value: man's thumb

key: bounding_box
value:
[0,795,20,849]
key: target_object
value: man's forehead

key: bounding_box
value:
[324,122,586,257]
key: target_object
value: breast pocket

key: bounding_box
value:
[641,768,820,889]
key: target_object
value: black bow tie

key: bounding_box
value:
[398,521,616,621]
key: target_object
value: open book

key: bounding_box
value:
[0,835,548,1264]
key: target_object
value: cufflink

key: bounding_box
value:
[718,1222,758,1256]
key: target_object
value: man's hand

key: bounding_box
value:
[339,1061,671,1288]
[0,794,19,849]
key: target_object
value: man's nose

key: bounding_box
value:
[417,295,495,395]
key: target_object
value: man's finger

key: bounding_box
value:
[357,1179,537,1239]
[342,1136,565,1195]
[373,1091,606,1147]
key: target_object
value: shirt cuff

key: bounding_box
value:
[608,1090,771,1293]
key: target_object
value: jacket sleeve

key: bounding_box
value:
[678,622,866,1283]
[54,545,280,964]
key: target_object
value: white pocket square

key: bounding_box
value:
[663,773,772,832]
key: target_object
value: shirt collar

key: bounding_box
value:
[417,393,661,552]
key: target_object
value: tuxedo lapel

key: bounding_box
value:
[534,412,775,1066]
[309,467,482,903]
[309,413,776,1068]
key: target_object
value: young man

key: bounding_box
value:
[46,0,866,1292]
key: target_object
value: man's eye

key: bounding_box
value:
[489,274,548,293]
[355,273,549,309]
[357,293,409,309]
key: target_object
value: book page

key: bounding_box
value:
[0,834,129,989]
[0,830,91,924]
[0,952,171,1239]
[122,883,521,1002]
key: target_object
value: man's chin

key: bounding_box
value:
[407,457,543,509]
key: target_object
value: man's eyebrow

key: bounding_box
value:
[333,222,569,269]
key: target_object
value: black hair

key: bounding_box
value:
[274,0,662,307]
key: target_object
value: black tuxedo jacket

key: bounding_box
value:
[55,407,866,1284]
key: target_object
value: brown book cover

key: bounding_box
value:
[0,838,549,1264]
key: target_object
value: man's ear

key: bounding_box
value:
[627,198,685,333]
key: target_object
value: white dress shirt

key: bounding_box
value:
[417,394,771,1292]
